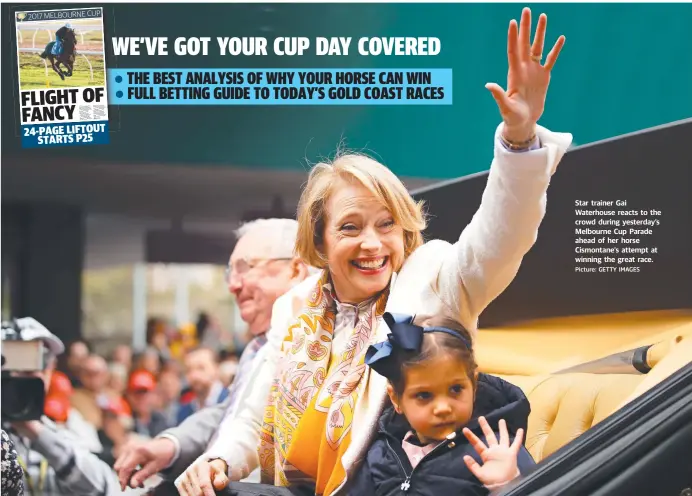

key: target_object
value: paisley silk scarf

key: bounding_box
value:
[259,271,387,495]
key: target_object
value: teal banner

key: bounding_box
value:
[5,3,691,179]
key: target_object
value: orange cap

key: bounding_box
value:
[103,395,132,417]
[48,371,73,397]
[44,394,70,423]
[127,369,156,392]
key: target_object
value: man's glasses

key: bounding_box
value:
[224,257,293,284]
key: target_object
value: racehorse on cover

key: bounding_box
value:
[39,26,77,80]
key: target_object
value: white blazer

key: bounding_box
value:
[181,123,572,494]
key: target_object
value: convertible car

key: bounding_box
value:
[149,330,692,496]
[413,117,692,495]
[152,120,692,495]
[481,316,692,496]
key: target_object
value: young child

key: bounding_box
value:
[349,313,535,495]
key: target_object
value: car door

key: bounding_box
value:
[498,363,692,496]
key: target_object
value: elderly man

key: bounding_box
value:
[115,218,312,489]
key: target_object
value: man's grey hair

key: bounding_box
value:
[234,218,299,259]
[234,218,320,276]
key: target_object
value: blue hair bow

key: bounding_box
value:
[365,312,471,379]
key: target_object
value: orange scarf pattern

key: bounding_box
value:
[259,273,387,495]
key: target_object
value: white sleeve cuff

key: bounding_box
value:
[157,433,181,469]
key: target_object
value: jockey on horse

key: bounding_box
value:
[52,23,72,56]
[39,23,77,80]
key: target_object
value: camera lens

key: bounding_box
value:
[1,376,46,421]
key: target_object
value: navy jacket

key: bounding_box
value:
[176,385,230,424]
[347,374,535,496]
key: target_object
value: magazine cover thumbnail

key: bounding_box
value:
[15,6,108,148]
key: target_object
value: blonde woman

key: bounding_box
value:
[177,7,570,496]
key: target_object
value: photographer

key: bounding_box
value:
[2,317,124,495]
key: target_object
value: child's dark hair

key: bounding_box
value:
[388,315,477,396]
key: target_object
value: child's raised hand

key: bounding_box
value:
[462,417,524,488]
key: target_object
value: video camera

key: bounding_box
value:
[1,318,56,421]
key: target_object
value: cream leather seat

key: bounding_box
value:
[500,373,643,461]
[477,313,692,462]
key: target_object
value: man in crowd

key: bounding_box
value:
[176,347,228,424]
[70,354,110,429]
[62,339,90,387]
[115,218,312,489]
[157,368,183,426]
[127,369,170,439]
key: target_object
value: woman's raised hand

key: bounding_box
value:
[486,7,566,142]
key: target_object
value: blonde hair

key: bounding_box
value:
[296,152,427,268]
